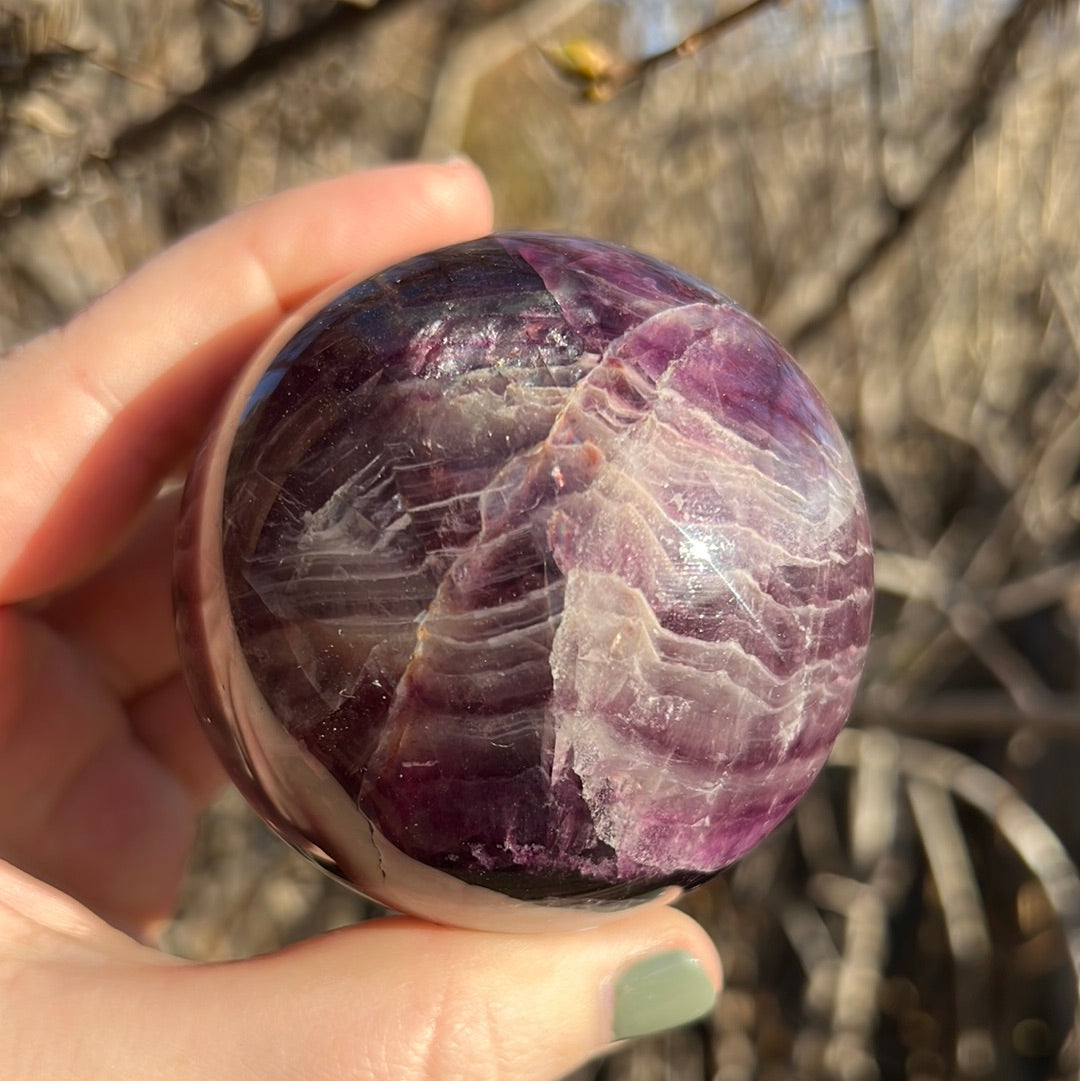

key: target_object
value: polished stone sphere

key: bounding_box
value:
[175,233,873,931]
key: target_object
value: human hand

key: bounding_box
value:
[0,161,720,1081]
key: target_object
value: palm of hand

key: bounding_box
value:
[0,490,220,935]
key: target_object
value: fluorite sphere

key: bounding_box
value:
[175,232,873,931]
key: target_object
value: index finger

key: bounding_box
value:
[0,160,494,602]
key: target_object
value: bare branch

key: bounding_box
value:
[860,0,889,199]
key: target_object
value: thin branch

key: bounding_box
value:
[861,689,1080,740]
[907,777,996,1077]
[544,0,788,102]
[218,0,264,23]
[860,0,890,199]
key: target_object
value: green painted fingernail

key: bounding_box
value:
[612,950,717,1041]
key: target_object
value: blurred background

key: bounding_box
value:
[3,0,1080,1077]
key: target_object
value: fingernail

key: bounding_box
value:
[612,950,717,1041]
[435,153,476,168]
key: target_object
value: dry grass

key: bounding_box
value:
[4,1,1080,1077]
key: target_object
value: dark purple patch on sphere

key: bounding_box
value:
[176,233,873,924]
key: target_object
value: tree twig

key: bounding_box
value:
[544,0,788,102]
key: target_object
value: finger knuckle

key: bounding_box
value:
[414,971,519,1081]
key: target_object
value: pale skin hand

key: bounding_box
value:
[0,162,720,1081]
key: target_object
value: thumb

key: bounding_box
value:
[28,907,720,1081]
[196,910,720,1081]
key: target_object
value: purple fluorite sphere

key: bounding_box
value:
[175,233,873,930]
